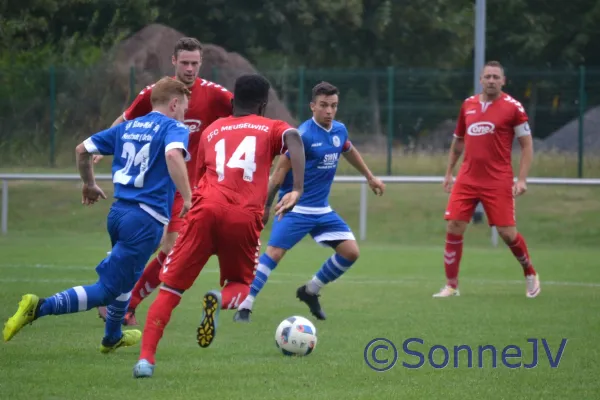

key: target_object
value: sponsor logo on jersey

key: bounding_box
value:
[467,121,495,136]
[185,119,202,133]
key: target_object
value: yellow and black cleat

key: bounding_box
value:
[3,294,41,342]
[197,290,222,348]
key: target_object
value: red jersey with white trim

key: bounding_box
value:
[123,78,233,187]
[195,115,293,213]
[454,92,530,188]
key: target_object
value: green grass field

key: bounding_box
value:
[1,161,600,399]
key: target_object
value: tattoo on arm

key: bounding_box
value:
[77,150,95,185]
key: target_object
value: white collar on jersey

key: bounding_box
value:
[312,117,333,133]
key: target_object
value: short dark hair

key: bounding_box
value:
[484,60,504,72]
[174,37,203,58]
[233,74,270,109]
[312,81,339,100]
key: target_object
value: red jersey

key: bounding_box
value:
[123,78,233,187]
[454,92,530,188]
[195,115,294,213]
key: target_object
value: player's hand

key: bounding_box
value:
[81,183,107,206]
[262,206,271,225]
[274,190,301,220]
[93,155,104,164]
[179,199,192,218]
[367,176,385,196]
[443,174,454,193]
[513,180,527,197]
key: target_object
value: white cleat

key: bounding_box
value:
[432,285,460,297]
[133,359,155,378]
[526,274,541,298]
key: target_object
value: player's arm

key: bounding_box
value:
[444,103,466,192]
[342,143,385,196]
[76,126,119,204]
[514,118,533,196]
[266,156,292,208]
[274,129,305,217]
[165,122,193,216]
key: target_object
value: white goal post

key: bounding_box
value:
[2,174,600,245]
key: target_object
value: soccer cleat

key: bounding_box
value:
[100,329,142,354]
[197,290,221,348]
[526,274,541,298]
[97,307,138,326]
[133,359,155,378]
[233,308,251,323]
[432,285,460,297]
[296,285,326,320]
[3,294,41,342]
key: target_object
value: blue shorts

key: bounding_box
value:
[267,211,355,250]
[95,200,164,297]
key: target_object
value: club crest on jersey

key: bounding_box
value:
[467,121,495,136]
[184,119,202,133]
[332,135,341,147]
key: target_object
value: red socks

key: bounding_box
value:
[129,251,166,310]
[509,233,536,276]
[221,282,250,310]
[444,233,463,288]
[139,287,182,365]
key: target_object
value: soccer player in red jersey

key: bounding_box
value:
[96,37,233,324]
[132,74,306,378]
[433,61,541,298]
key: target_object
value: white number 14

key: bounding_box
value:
[214,136,257,182]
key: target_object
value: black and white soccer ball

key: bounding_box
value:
[274,316,317,356]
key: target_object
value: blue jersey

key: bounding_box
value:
[83,111,190,224]
[279,118,352,214]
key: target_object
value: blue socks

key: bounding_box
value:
[250,253,278,298]
[307,253,355,294]
[103,293,132,344]
[38,282,112,317]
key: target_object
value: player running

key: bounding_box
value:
[433,60,541,298]
[234,81,385,322]
[3,77,193,351]
[97,37,233,325]
[132,74,305,378]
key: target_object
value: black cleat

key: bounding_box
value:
[233,308,251,323]
[296,285,326,320]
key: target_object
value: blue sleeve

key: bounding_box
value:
[164,121,191,161]
[83,125,121,155]
[285,129,312,159]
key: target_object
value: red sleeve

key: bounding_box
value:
[270,120,294,156]
[454,102,466,138]
[512,101,529,127]
[212,87,234,118]
[123,85,154,121]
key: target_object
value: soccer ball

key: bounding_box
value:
[274,316,317,356]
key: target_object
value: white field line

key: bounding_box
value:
[0,263,599,288]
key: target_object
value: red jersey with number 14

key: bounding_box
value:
[195,115,294,213]
[454,92,531,188]
[123,77,233,188]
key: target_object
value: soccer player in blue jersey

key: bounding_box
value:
[2,77,193,353]
[234,81,385,321]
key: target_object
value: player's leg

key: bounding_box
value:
[3,204,162,345]
[123,193,185,324]
[235,213,314,320]
[135,206,216,378]
[297,212,358,320]
[433,183,477,297]
[481,188,540,298]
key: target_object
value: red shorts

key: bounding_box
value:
[445,183,515,227]
[167,192,186,233]
[159,200,263,291]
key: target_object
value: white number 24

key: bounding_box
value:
[214,136,257,182]
[113,142,151,187]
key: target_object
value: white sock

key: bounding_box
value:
[306,277,324,295]
[239,295,255,311]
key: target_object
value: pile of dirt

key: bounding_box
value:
[542,105,600,153]
[108,23,295,125]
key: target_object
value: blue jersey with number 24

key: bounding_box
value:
[83,111,190,223]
